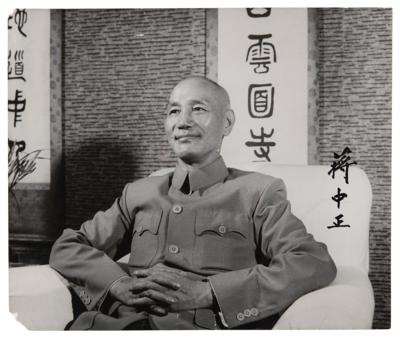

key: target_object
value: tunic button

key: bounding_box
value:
[172,204,183,214]
[169,244,179,254]
[250,308,259,316]
[244,309,251,317]
[237,312,245,321]
[218,225,226,234]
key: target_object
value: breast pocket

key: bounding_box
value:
[129,210,162,268]
[194,211,256,271]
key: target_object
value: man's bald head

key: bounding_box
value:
[171,76,231,113]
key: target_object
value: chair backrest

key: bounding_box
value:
[151,163,372,274]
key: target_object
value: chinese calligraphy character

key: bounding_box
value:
[8,90,26,127]
[327,214,350,229]
[328,147,357,184]
[246,8,271,18]
[14,9,28,37]
[8,9,28,37]
[246,34,277,74]
[8,49,26,82]
[248,84,274,118]
[245,127,276,161]
[8,139,26,157]
[331,187,348,209]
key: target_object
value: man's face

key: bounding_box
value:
[164,78,228,166]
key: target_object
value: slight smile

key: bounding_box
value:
[174,135,201,142]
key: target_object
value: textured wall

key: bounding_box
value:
[205,9,218,81]
[307,9,320,165]
[63,9,206,230]
[316,8,392,328]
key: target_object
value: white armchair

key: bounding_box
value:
[9,164,374,330]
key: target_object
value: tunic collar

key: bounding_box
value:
[171,156,229,193]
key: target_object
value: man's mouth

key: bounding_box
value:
[174,134,201,141]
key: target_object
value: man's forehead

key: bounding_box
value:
[167,96,212,106]
[168,78,222,103]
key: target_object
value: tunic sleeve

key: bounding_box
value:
[49,183,134,311]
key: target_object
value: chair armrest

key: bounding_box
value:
[273,266,374,329]
[9,265,73,330]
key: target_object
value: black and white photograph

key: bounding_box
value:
[5,2,394,333]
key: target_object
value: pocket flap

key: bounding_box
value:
[134,209,163,235]
[195,211,249,238]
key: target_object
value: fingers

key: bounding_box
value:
[130,278,180,292]
[148,305,168,316]
[125,292,175,316]
[131,273,181,290]
[123,296,168,316]
[134,263,188,277]
[151,275,181,290]
[138,290,177,305]
[130,280,163,292]
[133,268,151,277]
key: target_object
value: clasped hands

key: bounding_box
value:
[109,263,214,316]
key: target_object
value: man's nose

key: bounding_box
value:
[176,109,194,128]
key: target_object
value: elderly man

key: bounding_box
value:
[50,76,337,330]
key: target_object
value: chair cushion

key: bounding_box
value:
[273,266,374,329]
[9,265,73,330]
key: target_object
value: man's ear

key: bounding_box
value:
[223,109,235,136]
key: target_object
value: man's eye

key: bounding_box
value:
[168,109,179,115]
[193,106,206,112]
